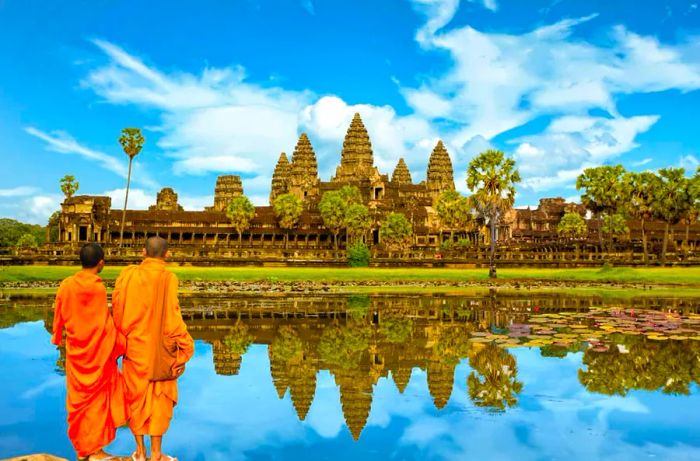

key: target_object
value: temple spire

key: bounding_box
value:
[289,133,319,200]
[333,113,377,182]
[270,152,291,204]
[391,158,412,185]
[426,140,455,195]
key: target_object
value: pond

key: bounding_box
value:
[1,292,700,460]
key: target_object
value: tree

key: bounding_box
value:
[59,175,79,199]
[344,203,372,245]
[47,211,61,243]
[226,196,256,245]
[0,219,45,247]
[601,213,629,252]
[118,128,145,246]
[557,210,587,258]
[467,150,521,278]
[682,168,700,255]
[627,171,660,264]
[15,233,38,250]
[435,190,473,242]
[319,191,346,249]
[467,343,523,411]
[273,193,303,249]
[379,212,413,255]
[337,185,362,205]
[653,168,690,265]
[576,165,628,246]
[557,211,587,239]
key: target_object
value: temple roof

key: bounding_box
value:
[334,113,376,182]
[290,133,319,183]
[391,158,413,185]
[426,140,455,191]
[271,152,291,203]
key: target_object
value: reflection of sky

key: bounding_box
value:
[1,323,700,460]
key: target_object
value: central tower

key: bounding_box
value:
[332,113,379,183]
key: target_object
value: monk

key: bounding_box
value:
[112,236,194,461]
[51,243,126,461]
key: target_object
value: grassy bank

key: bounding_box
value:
[2,265,700,286]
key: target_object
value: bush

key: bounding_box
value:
[347,242,370,267]
[457,238,471,249]
[15,233,38,249]
[439,240,453,252]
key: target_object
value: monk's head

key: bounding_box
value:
[80,243,105,273]
[144,236,169,260]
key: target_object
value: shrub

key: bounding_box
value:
[347,242,370,267]
[15,233,38,249]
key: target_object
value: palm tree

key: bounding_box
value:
[653,168,690,266]
[118,128,145,246]
[627,171,659,264]
[59,175,79,199]
[466,150,520,278]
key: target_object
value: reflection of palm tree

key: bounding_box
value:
[467,343,523,410]
[318,323,370,369]
[379,317,413,343]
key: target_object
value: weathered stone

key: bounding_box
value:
[149,187,184,212]
[270,152,291,203]
[426,140,455,196]
[333,113,378,182]
[207,175,244,212]
[391,158,412,185]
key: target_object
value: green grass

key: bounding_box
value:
[2,265,700,286]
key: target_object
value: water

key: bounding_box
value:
[1,292,700,460]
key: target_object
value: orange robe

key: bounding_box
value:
[112,258,194,436]
[51,270,127,458]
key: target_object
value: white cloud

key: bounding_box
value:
[631,158,653,167]
[25,127,157,189]
[82,39,312,203]
[299,96,440,182]
[513,115,658,192]
[0,186,38,197]
[104,188,155,210]
[0,193,63,224]
[680,154,699,171]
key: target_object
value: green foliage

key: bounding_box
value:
[15,233,38,249]
[226,196,256,242]
[270,326,303,363]
[223,323,254,355]
[118,128,145,159]
[576,165,628,216]
[435,190,473,232]
[557,212,587,239]
[347,242,371,267]
[379,212,413,251]
[379,317,413,343]
[456,238,471,249]
[344,204,371,243]
[319,191,347,245]
[337,185,362,205]
[579,339,700,396]
[0,219,46,248]
[627,171,659,222]
[59,175,79,199]
[467,343,523,410]
[466,150,521,217]
[602,213,629,238]
[273,193,303,230]
[317,324,370,369]
[653,167,690,226]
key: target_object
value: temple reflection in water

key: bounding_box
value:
[2,292,699,441]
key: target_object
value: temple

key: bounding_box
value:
[50,113,700,262]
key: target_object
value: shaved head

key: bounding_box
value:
[145,236,168,258]
[80,243,104,269]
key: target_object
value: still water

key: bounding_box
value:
[1,292,700,460]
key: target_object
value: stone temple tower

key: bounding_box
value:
[333,113,379,183]
[391,158,413,185]
[207,175,244,212]
[425,140,455,198]
[288,133,320,201]
[270,152,291,204]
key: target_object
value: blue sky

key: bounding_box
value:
[1,0,699,224]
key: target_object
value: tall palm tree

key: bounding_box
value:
[467,150,520,278]
[118,128,145,246]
